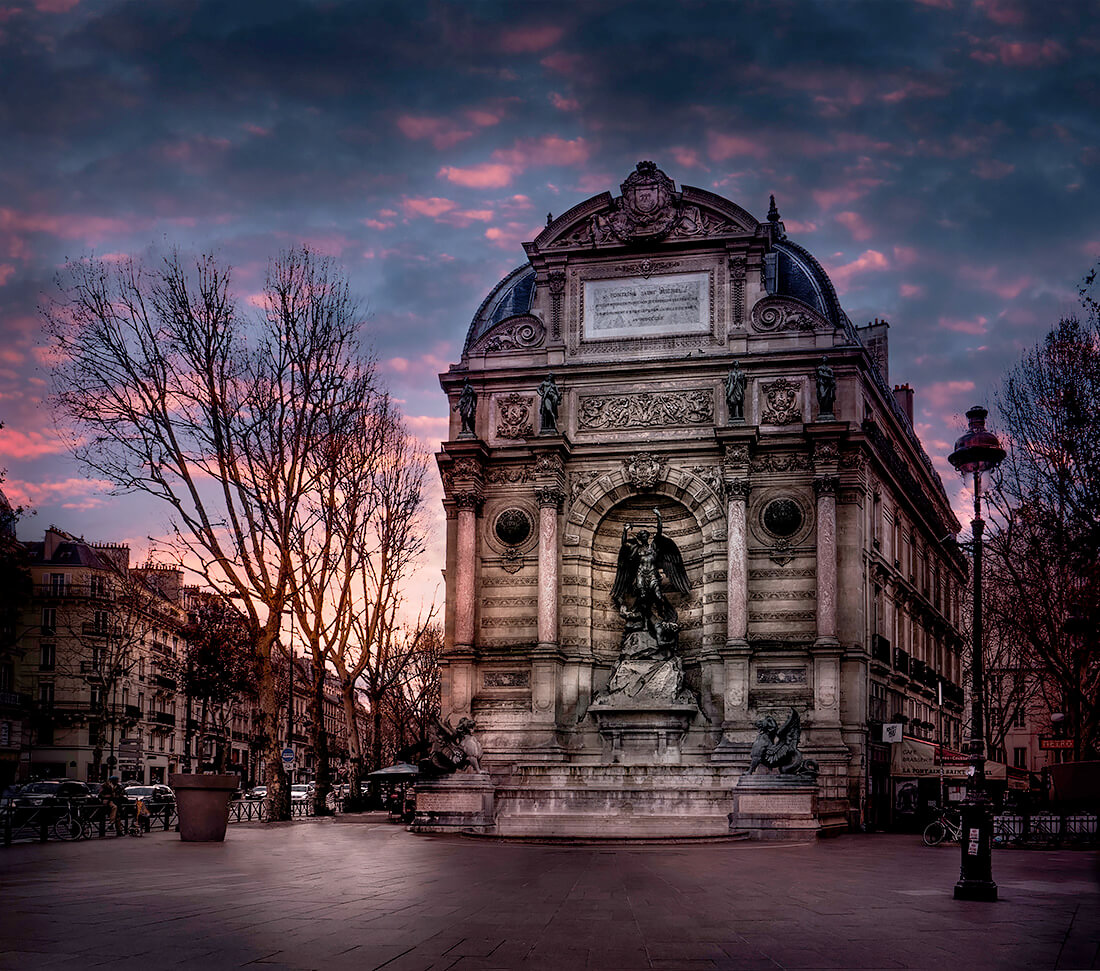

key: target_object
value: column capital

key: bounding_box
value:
[451,489,484,511]
[535,486,566,510]
[813,475,839,497]
[725,477,751,500]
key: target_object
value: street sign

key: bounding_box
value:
[1039,736,1074,750]
[281,747,294,762]
[882,723,903,743]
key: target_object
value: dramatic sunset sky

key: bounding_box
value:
[2,0,1098,605]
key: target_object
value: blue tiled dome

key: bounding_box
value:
[464,264,537,353]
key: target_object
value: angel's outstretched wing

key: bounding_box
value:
[611,538,638,604]
[777,708,801,751]
[654,534,690,594]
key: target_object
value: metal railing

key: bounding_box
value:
[992,812,1098,847]
[2,796,316,846]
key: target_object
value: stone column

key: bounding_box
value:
[535,487,564,649]
[725,478,750,646]
[814,474,839,646]
[453,491,480,651]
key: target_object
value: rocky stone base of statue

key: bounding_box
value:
[408,772,495,834]
[730,774,821,840]
[493,764,744,838]
[590,630,698,708]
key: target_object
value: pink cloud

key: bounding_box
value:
[922,380,977,411]
[0,207,135,243]
[835,211,874,241]
[900,283,925,299]
[670,146,707,170]
[500,24,563,53]
[438,162,516,188]
[823,249,889,289]
[395,115,473,150]
[959,264,1032,299]
[784,219,818,234]
[707,133,768,161]
[913,0,953,8]
[401,196,456,219]
[880,81,949,104]
[0,264,14,285]
[938,315,989,335]
[971,38,1067,67]
[363,218,393,231]
[485,221,541,251]
[893,246,921,267]
[0,426,67,460]
[0,348,24,365]
[242,123,271,137]
[540,51,586,75]
[4,476,114,511]
[550,92,580,112]
[971,159,1015,179]
[975,0,1027,25]
[32,0,80,11]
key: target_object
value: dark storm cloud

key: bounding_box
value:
[1,0,1098,540]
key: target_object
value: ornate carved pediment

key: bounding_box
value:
[750,296,831,334]
[578,389,714,430]
[536,162,757,252]
[470,315,544,355]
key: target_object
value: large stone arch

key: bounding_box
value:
[560,465,727,666]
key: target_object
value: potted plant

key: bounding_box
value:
[168,773,239,841]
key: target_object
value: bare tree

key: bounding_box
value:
[386,622,442,761]
[985,291,1100,760]
[47,247,374,818]
[289,392,434,801]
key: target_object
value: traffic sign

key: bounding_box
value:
[281,747,294,762]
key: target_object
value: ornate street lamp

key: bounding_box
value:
[948,405,1005,902]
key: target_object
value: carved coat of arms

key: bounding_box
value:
[761,378,801,425]
[496,393,533,439]
[623,453,667,490]
[610,161,681,242]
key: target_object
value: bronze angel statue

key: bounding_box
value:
[747,707,818,777]
[611,508,690,653]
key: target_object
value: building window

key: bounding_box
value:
[41,607,56,636]
[1013,747,1027,769]
[39,642,55,671]
[38,682,54,707]
[1012,706,1026,729]
[90,574,108,599]
[0,662,12,693]
[93,610,109,634]
[90,686,102,708]
[49,573,66,595]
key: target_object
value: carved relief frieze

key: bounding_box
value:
[813,441,839,466]
[483,671,530,688]
[750,567,817,580]
[756,667,808,685]
[840,449,868,473]
[487,465,534,485]
[723,443,750,470]
[578,389,713,429]
[473,318,544,355]
[547,270,565,340]
[761,378,802,425]
[751,452,811,474]
[623,453,667,490]
[729,256,747,331]
[750,610,817,623]
[495,393,534,439]
[480,597,537,609]
[533,453,565,475]
[613,258,683,279]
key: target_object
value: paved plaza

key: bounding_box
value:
[1,820,1097,970]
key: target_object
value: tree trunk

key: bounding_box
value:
[340,682,364,798]
[258,648,289,820]
[307,651,332,815]
[370,692,384,774]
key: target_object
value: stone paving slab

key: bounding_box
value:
[1,818,1097,970]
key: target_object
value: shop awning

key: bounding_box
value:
[365,762,419,779]
[890,736,970,778]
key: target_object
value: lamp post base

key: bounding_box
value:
[953,798,998,902]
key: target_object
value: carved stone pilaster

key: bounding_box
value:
[729,255,746,331]
[548,269,565,341]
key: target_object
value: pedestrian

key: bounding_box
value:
[101,776,125,835]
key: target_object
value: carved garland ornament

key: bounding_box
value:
[475,318,545,354]
[578,389,713,430]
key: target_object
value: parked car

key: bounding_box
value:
[125,784,175,807]
[290,784,311,802]
[246,786,267,801]
[0,784,24,808]
[86,782,104,801]
[12,780,92,808]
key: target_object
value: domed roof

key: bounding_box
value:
[773,241,846,330]
[463,263,537,354]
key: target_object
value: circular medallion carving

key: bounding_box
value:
[494,508,532,546]
[762,497,803,538]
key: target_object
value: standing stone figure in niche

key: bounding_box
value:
[815,356,836,419]
[537,372,562,434]
[725,361,747,422]
[611,508,690,654]
[456,378,478,437]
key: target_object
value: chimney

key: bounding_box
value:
[44,526,66,560]
[856,317,890,385]
[893,383,914,424]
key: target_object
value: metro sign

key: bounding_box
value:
[1039,736,1075,750]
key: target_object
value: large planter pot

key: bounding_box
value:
[168,774,239,842]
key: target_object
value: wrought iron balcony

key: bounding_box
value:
[151,710,176,727]
[893,648,910,677]
[871,633,891,665]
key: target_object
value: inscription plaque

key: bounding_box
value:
[484,671,530,688]
[583,271,710,340]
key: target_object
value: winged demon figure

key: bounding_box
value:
[747,707,818,777]
[611,507,690,654]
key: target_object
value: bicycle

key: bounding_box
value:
[923,809,963,846]
[53,801,91,841]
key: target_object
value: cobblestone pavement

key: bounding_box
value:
[1,820,1097,970]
